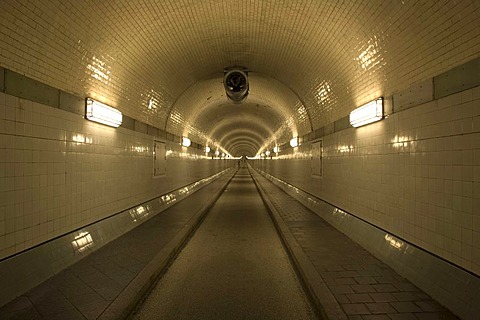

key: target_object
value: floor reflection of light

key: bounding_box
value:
[130,205,151,222]
[161,194,176,205]
[72,231,94,252]
[385,234,404,250]
[333,208,347,217]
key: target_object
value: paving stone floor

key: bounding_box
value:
[0,172,233,320]
[0,168,461,320]
[252,170,458,320]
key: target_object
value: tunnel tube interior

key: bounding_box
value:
[0,1,480,317]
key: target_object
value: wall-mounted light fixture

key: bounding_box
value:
[290,137,299,148]
[349,98,384,128]
[273,146,279,153]
[182,137,191,147]
[85,98,122,127]
[215,150,220,156]
[265,150,271,157]
[205,146,211,153]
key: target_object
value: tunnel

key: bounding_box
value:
[0,1,479,319]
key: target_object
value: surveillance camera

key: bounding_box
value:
[224,68,249,104]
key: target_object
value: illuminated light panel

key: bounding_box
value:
[205,146,211,153]
[290,137,299,148]
[85,98,122,127]
[182,137,191,147]
[349,98,384,128]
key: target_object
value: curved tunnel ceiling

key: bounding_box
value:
[166,74,308,156]
[1,1,478,155]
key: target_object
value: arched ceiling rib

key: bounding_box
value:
[166,73,309,154]
[224,137,262,153]
[208,119,273,150]
[219,130,266,147]
[1,1,478,155]
[230,144,257,157]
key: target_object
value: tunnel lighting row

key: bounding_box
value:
[185,138,229,157]
[86,96,382,159]
[259,146,279,158]
[258,97,383,158]
[204,145,229,158]
[214,98,383,158]
[85,99,230,157]
[174,99,381,158]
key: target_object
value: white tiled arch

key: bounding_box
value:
[1,1,478,154]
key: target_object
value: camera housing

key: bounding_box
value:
[224,68,249,104]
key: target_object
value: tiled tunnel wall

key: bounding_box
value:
[255,87,480,275]
[0,90,235,262]
[252,83,480,277]
[251,74,480,317]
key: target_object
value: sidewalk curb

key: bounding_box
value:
[250,168,347,320]
[98,169,238,320]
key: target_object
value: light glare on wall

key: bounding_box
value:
[273,146,279,153]
[182,137,191,147]
[349,98,384,127]
[290,137,299,148]
[205,146,211,153]
[85,98,122,127]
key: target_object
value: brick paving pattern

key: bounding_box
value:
[253,171,459,320]
[0,173,233,320]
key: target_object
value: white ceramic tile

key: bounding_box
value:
[256,85,480,277]
[1,1,479,155]
[0,92,235,260]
